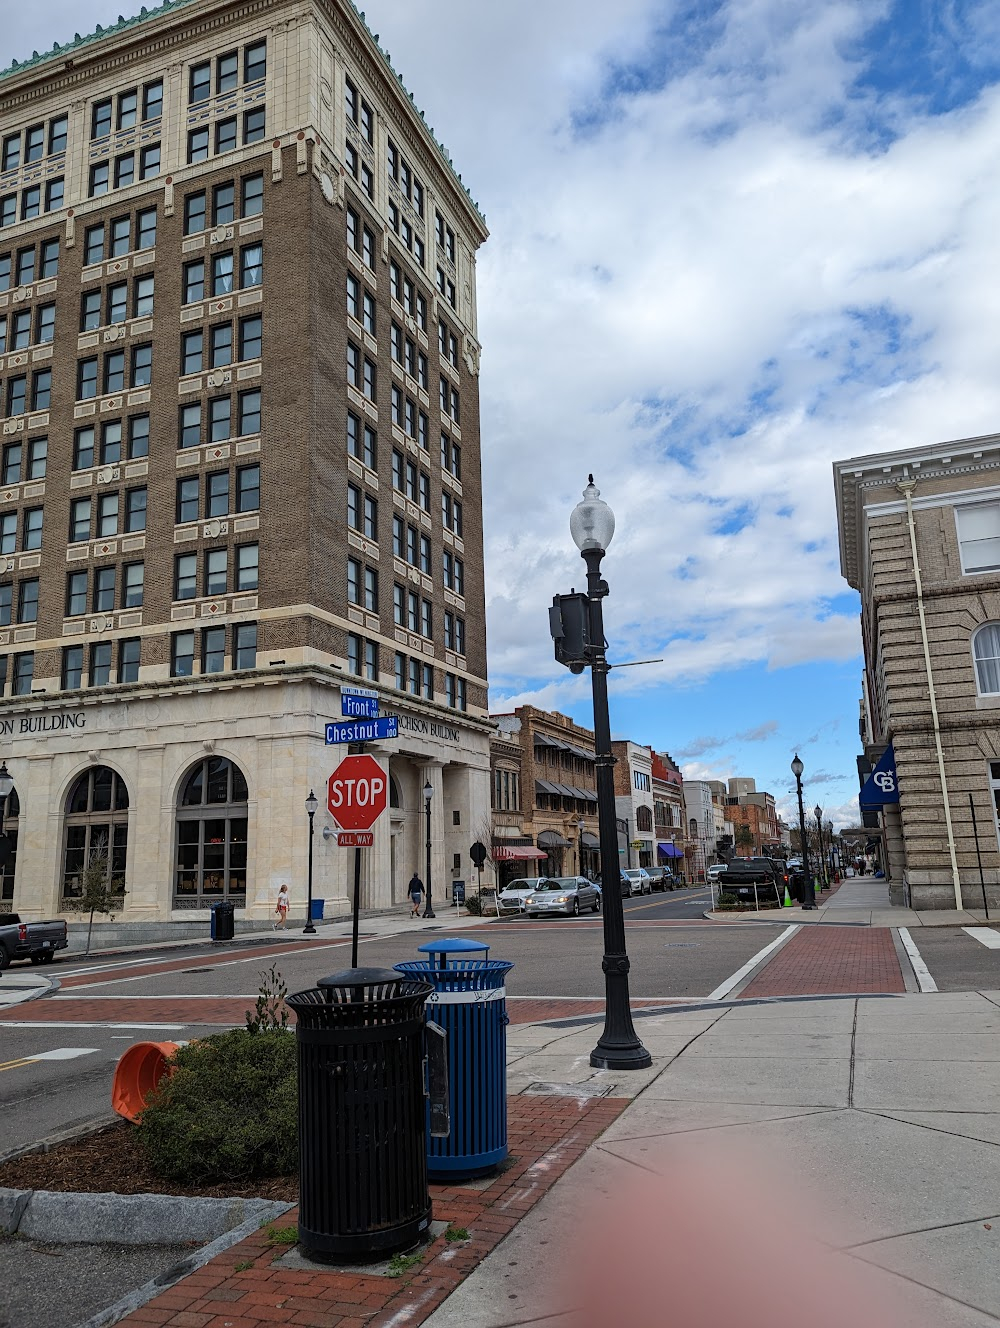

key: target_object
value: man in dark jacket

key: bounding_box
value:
[408,873,424,917]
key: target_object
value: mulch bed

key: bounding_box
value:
[0,1121,297,1200]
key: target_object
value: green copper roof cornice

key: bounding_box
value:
[0,0,201,85]
[0,0,486,227]
[345,2,485,226]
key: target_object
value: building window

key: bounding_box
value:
[171,630,195,677]
[66,571,87,617]
[180,403,202,449]
[244,109,266,144]
[119,637,141,683]
[175,553,197,600]
[16,579,38,624]
[12,651,32,695]
[234,623,257,670]
[137,208,157,250]
[91,641,112,687]
[143,80,164,122]
[236,543,258,591]
[62,645,83,691]
[973,624,1000,695]
[242,174,264,217]
[236,464,260,512]
[205,549,227,597]
[96,493,118,538]
[61,766,128,901]
[188,127,210,163]
[175,757,249,905]
[957,505,1000,575]
[93,566,115,613]
[184,192,206,234]
[216,118,238,155]
[245,41,267,83]
[123,562,144,608]
[202,626,226,673]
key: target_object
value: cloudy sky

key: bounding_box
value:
[6,1,1000,828]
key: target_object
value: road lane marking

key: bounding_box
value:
[64,938,355,991]
[898,928,938,992]
[963,927,1000,949]
[0,1021,187,1030]
[0,1047,99,1073]
[51,993,260,1000]
[706,924,800,1001]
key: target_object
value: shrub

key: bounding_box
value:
[138,1028,297,1183]
[716,892,741,911]
[462,893,483,915]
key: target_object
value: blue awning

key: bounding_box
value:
[658,842,683,858]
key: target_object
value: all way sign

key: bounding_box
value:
[337,831,374,847]
[325,716,398,744]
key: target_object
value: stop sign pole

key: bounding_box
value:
[328,753,389,967]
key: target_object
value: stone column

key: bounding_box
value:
[883,804,907,907]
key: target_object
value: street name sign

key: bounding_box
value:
[325,716,398,744]
[328,753,388,831]
[337,831,374,847]
[341,686,380,720]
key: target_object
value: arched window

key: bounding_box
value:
[0,787,19,904]
[636,805,653,833]
[390,775,401,809]
[175,757,248,906]
[973,624,1000,694]
[62,767,129,900]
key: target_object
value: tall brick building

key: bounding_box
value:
[0,0,491,928]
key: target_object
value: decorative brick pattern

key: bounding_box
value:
[114,1093,628,1328]
[738,926,905,998]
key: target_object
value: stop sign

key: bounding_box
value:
[327,753,388,831]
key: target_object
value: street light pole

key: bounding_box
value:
[303,789,318,934]
[814,805,825,892]
[791,755,815,909]
[577,816,585,878]
[422,780,435,918]
[571,478,651,1071]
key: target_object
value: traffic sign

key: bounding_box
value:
[337,831,374,847]
[325,716,398,744]
[328,753,388,831]
[342,693,380,719]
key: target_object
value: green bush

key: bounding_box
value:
[462,893,483,915]
[138,1028,297,1183]
[716,892,741,911]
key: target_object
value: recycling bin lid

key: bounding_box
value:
[318,966,403,990]
[418,937,489,968]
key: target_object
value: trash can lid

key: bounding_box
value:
[318,966,402,989]
[418,938,489,953]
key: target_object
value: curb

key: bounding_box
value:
[0,1185,290,1245]
[0,1112,117,1168]
[76,1201,295,1328]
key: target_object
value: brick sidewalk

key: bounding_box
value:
[739,926,905,998]
[116,1093,626,1328]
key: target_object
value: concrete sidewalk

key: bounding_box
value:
[425,992,1000,1327]
[713,872,993,927]
[120,990,1000,1328]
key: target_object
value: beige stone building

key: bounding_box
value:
[0,0,492,931]
[835,435,1000,909]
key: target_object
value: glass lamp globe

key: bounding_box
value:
[790,754,804,780]
[305,789,319,817]
[570,475,615,552]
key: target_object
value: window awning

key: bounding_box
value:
[535,779,560,796]
[537,830,571,848]
[493,845,547,861]
[658,842,684,858]
[581,832,601,848]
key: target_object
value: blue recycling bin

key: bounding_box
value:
[395,938,512,1180]
[310,898,325,921]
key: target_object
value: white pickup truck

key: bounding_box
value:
[0,913,69,969]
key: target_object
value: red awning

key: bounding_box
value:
[493,845,548,861]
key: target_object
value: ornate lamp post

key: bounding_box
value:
[570,478,651,1070]
[303,789,318,934]
[813,805,826,892]
[791,755,815,909]
[422,780,435,918]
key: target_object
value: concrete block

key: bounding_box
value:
[17,1190,285,1245]
[0,1187,30,1234]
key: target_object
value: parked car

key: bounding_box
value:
[498,878,550,914]
[646,867,673,891]
[718,858,783,907]
[525,877,601,918]
[707,863,729,883]
[0,914,69,970]
[621,868,652,897]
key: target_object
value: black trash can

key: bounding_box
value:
[210,899,235,942]
[287,968,434,1258]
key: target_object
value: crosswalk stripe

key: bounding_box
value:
[0,1047,99,1073]
[962,927,1000,949]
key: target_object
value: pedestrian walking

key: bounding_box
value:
[274,882,290,929]
[408,872,424,918]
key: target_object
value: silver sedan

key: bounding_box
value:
[525,877,601,918]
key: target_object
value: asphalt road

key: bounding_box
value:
[0,885,787,1155]
[901,926,1000,992]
